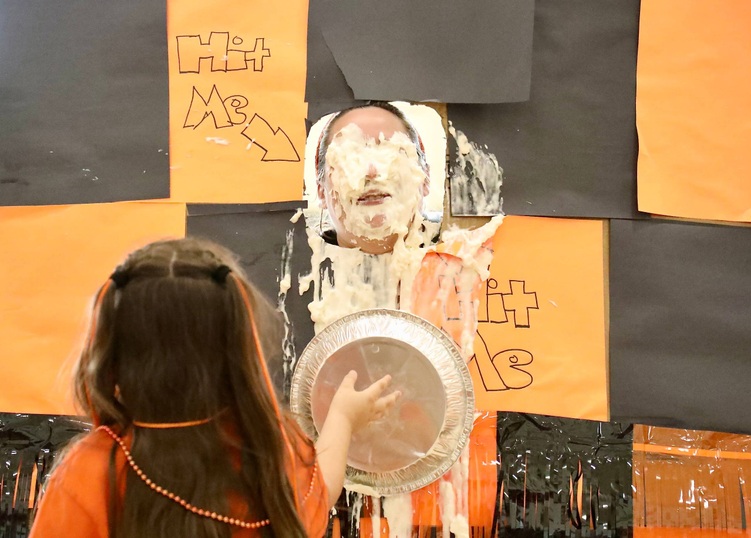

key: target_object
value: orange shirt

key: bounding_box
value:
[30,428,329,538]
[409,238,498,530]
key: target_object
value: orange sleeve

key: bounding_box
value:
[284,424,330,537]
[30,432,111,538]
[298,460,329,538]
[29,468,107,538]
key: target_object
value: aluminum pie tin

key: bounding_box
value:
[290,309,474,495]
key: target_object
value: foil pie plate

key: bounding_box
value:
[290,309,474,495]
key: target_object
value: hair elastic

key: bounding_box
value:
[110,269,130,289]
[132,408,227,429]
[132,416,213,429]
[211,264,232,284]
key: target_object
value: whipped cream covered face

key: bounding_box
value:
[318,107,428,254]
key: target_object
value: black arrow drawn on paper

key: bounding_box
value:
[240,114,300,162]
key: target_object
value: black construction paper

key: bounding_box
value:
[304,0,356,103]
[448,0,643,219]
[306,101,364,128]
[187,201,305,217]
[186,204,314,402]
[307,0,534,104]
[0,0,170,206]
[0,413,89,537]
[610,219,751,434]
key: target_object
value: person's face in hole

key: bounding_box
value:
[317,107,429,255]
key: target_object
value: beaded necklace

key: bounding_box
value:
[99,425,318,530]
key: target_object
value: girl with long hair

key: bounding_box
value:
[30,238,397,537]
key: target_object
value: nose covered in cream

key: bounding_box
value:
[324,124,427,241]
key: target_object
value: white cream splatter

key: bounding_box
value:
[440,214,504,281]
[344,483,382,497]
[289,208,304,223]
[303,102,446,218]
[205,137,230,145]
[448,123,504,216]
[324,124,427,243]
[435,450,472,538]
[300,227,428,333]
[300,212,502,530]
[383,494,412,538]
[277,229,297,390]
[349,492,363,532]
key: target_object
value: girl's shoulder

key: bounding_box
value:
[46,428,118,491]
[55,427,114,464]
[31,429,116,538]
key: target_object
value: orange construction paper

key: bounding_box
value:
[468,216,608,420]
[0,203,186,415]
[637,2,751,223]
[168,0,308,203]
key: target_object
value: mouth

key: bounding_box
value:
[356,191,391,206]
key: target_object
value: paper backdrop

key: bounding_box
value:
[0,203,186,414]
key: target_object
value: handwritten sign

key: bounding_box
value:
[469,216,608,420]
[168,0,308,202]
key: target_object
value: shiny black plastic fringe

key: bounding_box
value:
[0,414,89,538]
[493,413,632,538]
[326,412,633,538]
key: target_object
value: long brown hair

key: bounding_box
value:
[74,238,311,537]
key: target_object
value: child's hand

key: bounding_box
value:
[328,371,400,433]
[316,370,400,507]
